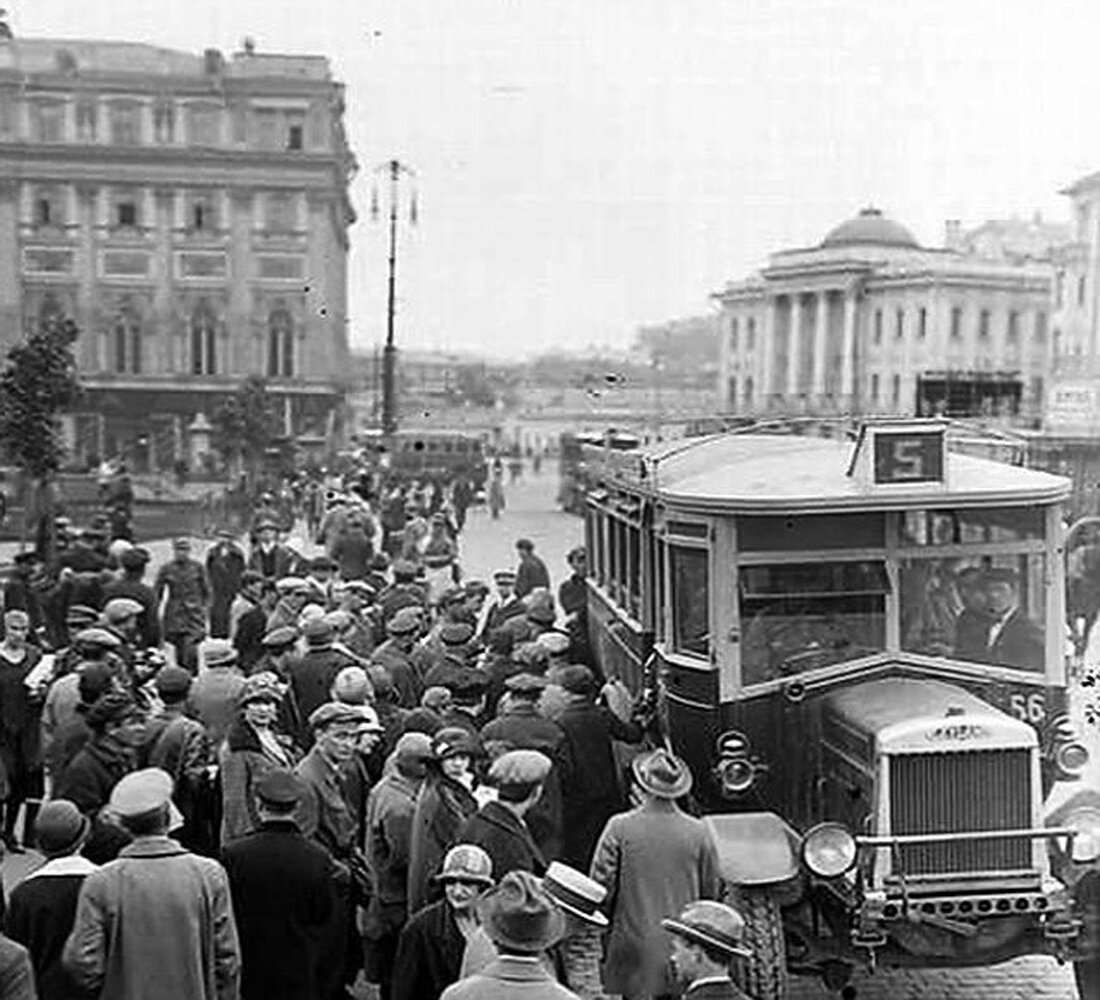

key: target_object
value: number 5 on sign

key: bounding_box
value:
[890,440,924,479]
[1009,691,1046,724]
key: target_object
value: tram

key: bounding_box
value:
[557,429,641,514]
[583,418,1099,998]
[355,429,489,489]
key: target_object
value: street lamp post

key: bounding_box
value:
[372,159,418,438]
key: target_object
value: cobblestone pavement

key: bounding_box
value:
[1,466,1084,998]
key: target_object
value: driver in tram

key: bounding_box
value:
[954,567,1043,672]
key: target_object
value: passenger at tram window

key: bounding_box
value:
[954,567,1043,672]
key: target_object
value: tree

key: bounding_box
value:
[0,316,83,553]
[211,375,279,485]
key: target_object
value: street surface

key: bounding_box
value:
[1,466,1081,998]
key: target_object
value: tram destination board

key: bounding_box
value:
[872,428,945,484]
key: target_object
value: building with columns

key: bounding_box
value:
[716,208,1052,422]
[0,35,356,471]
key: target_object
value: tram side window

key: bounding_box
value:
[605,516,642,619]
[670,547,709,658]
[739,561,888,685]
[899,554,1045,673]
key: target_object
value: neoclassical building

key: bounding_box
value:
[0,36,356,470]
[715,208,1053,422]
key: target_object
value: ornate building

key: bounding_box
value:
[0,36,356,471]
[716,208,1052,423]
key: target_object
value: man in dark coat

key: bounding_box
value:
[370,609,428,709]
[556,665,643,870]
[103,547,160,649]
[955,567,1044,671]
[222,769,335,1000]
[664,900,754,1000]
[247,521,301,582]
[289,620,362,746]
[456,750,550,879]
[206,530,246,639]
[513,539,550,599]
[153,538,209,673]
[392,844,494,1000]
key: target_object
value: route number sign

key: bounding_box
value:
[872,431,945,485]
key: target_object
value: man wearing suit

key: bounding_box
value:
[956,568,1043,672]
[222,770,335,1000]
[479,570,526,639]
[663,900,754,999]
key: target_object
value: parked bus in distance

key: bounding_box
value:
[558,429,641,514]
[356,430,489,489]
[583,417,1098,999]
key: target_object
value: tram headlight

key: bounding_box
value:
[802,822,858,878]
[717,756,756,795]
[1065,807,1100,864]
[1054,740,1090,776]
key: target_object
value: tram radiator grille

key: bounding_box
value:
[888,749,1033,876]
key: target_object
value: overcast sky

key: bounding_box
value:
[16,0,1100,357]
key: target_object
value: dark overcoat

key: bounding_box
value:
[392,898,467,1000]
[456,801,545,879]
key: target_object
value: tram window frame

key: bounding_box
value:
[669,544,710,659]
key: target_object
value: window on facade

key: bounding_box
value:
[109,103,141,145]
[287,122,304,150]
[918,307,927,339]
[1031,376,1044,408]
[870,373,880,402]
[950,306,963,339]
[265,192,295,232]
[189,193,217,232]
[32,101,64,142]
[1034,311,1047,343]
[978,309,991,339]
[727,378,737,410]
[1079,276,1087,306]
[892,373,901,405]
[153,100,175,144]
[744,376,754,406]
[255,110,279,149]
[112,299,142,374]
[115,198,138,229]
[729,318,739,352]
[75,99,97,141]
[1007,311,1019,344]
[895,308,904,340]
[746,317,756,350]
[190,301,218,375]
[34,188,63,228]
[873,309,883,344]
[267,307,294,377]
[1055,271,1064,308]
[670,546,708,658]
[0,91,14,137]
[188,105,220,146]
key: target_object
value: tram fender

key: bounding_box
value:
[703,812,801,886]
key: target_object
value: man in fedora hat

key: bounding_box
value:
[393,844,495,1000]
[222,770,336,1000]
[663,901,753,999]
[7,799,96,998]
[590,749,720,1000]
[442,870,578,1000]
[153,537,209,673]
[63,768,241,1000]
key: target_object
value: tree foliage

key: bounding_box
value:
[0,317,82,478]
[212,375,279,473]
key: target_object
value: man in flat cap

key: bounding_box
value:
[103,546,160,649]
[480,570,525,640]
[297,702,365,998]
[378,560,428,624]
[63,768,241,1000]
[153,538,209,673]
[206,529,246,639]
[371,607,428,709]
[289,617,362,747]
[664,900,754,999]
[363,731,435,1000]
[222,770,336,1000]
[458,750,550,881]
[267,577,311,633]
[231,574,275,672]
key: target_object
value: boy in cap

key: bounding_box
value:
[153,538,209,673]
[441,870,577,1000]
[222,770,336,1000]
[63,768,241,1000]
[7,799,95,999]
[393,844,494,1000]
[664,900,753,999]
[458,750,550,881]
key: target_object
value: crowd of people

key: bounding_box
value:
[0,471,756,1000]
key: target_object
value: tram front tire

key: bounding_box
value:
[726,885,789,1000]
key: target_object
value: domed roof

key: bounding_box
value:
[821,207,919,249]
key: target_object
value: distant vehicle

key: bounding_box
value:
[357,430,489,488]
[584,417,1098,999]
[557,429,641,514]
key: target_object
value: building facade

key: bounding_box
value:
[716,208,1053,423]
[0,36,356,471]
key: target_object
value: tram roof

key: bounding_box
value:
[622,433,1070,511]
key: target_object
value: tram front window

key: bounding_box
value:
[900,554,1046,672]
[740,561,888,684]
